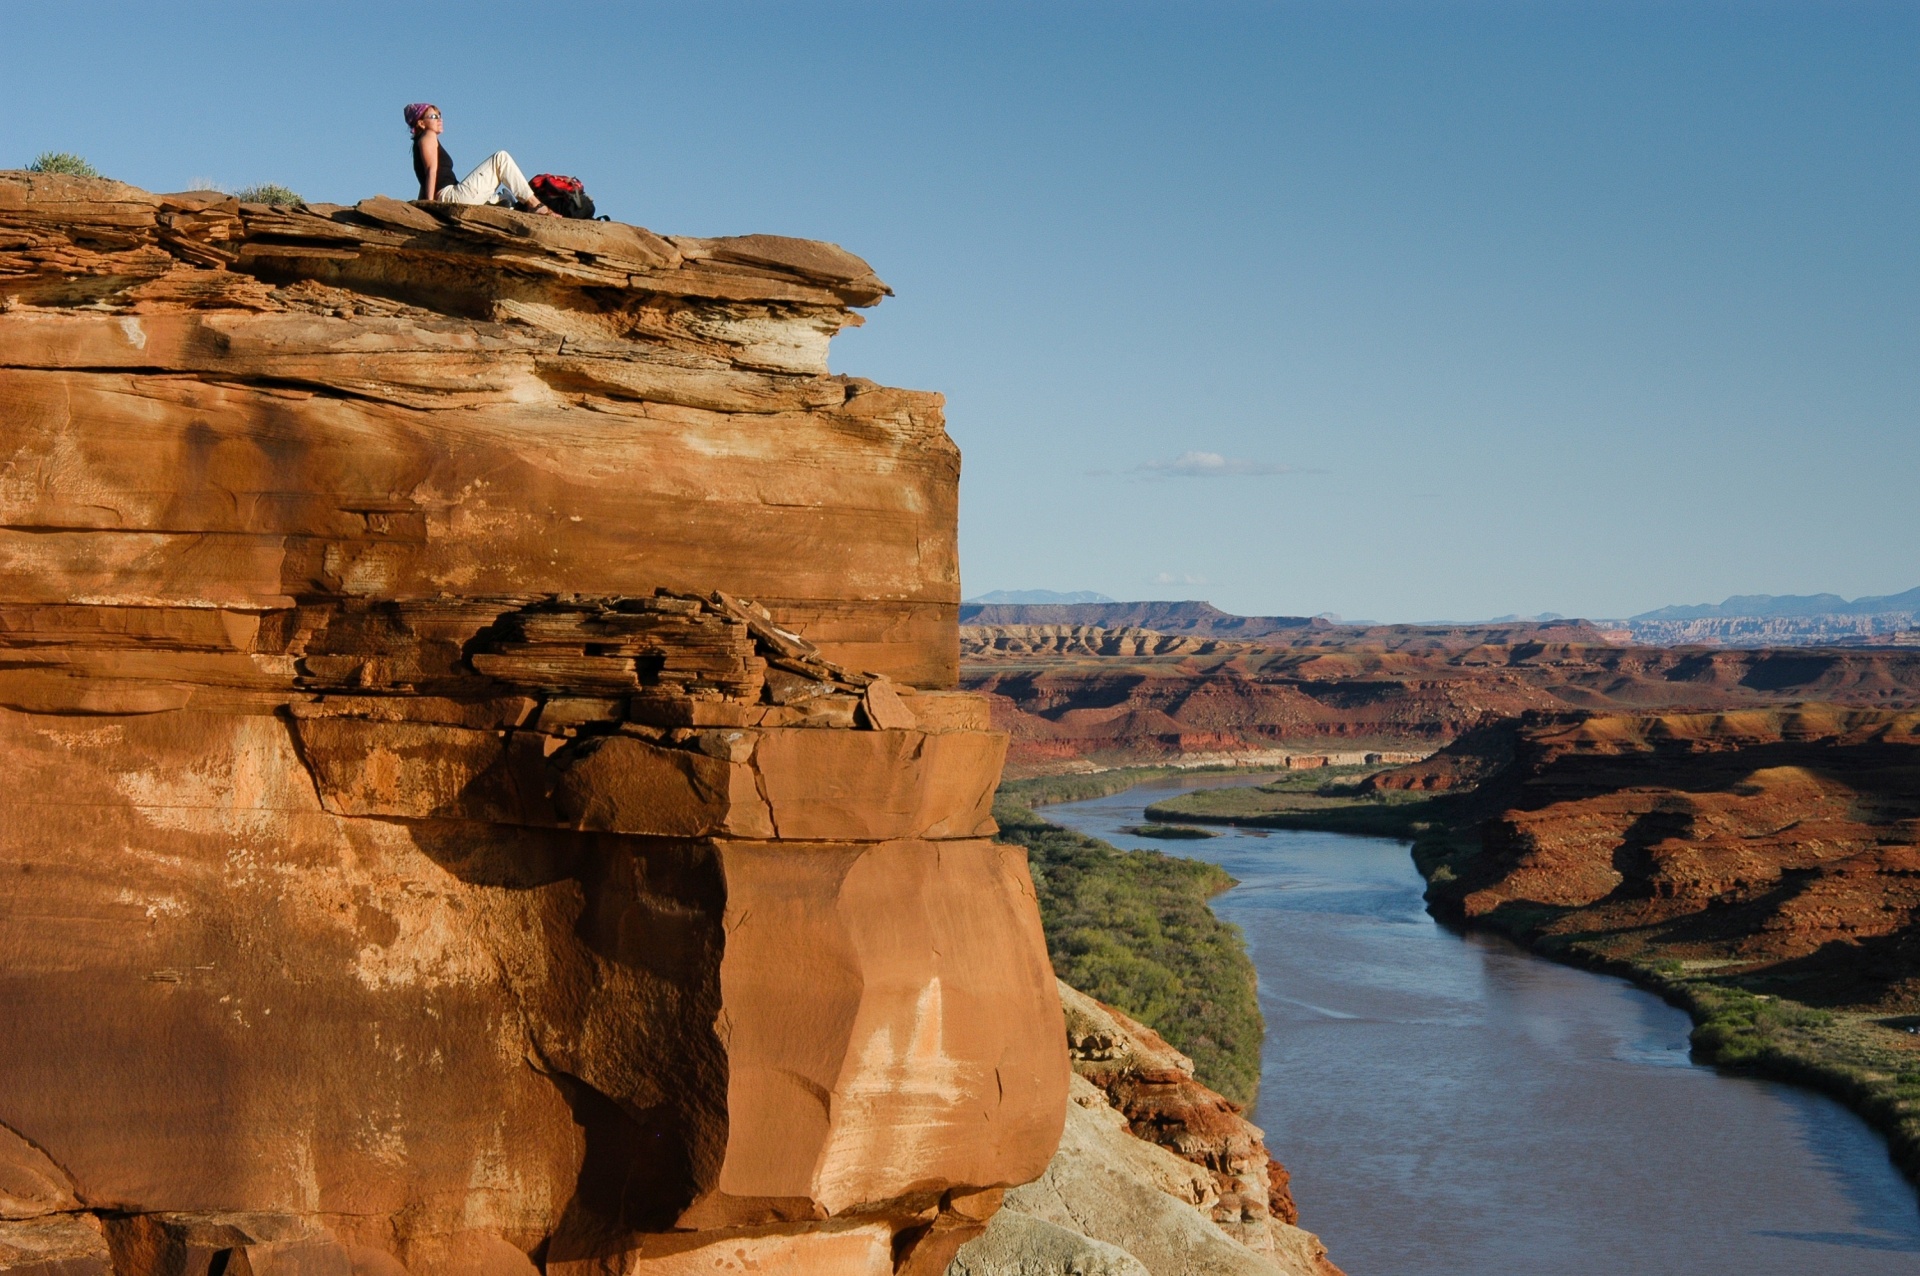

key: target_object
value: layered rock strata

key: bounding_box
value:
[1409,707,1920,1005]
[961,625,1920,774]
[0,173,1067,1274]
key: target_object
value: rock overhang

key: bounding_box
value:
[0,169,959,689]
[2,172,891,347]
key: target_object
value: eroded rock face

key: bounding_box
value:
[960,628,1920,775]
[0,174,1067,1274]
[1412,707,1920,1007]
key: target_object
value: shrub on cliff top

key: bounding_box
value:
[233,183,302,207]
[994,795,1264,1105]
[27,152,99,178]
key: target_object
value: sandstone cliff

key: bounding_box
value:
[1412,707,1920,1005]
[0,173,1068,1275]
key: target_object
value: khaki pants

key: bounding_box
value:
[435,150,537,207]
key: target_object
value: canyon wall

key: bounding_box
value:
[1405,707,1920,1006]
[961,626,1920,774]
[0,173,1068,1275]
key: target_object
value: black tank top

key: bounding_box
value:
[412,136,458,197]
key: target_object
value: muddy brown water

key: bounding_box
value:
[1045,774,1920,1275]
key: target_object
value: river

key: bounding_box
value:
[1043,774,1920,1275]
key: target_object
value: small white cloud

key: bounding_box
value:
[1134,451,1296,478]
[1153,571,1210,586]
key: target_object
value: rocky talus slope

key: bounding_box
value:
[960,625,1920,774]
[952,984,1342,1276]
[0,173,1069,1274]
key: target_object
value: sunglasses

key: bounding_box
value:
[424,111,441,120]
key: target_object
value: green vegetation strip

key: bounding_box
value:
[998,763,1257,810]
[1146,765,1431,827]
[1125,823,1219,839]
[995,767,1266,1104]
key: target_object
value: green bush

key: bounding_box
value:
[995,796,1264,1105]
[1690,989,1832,1067]
[1126,823,1219,839]
[27,152,99,178]
[999,765,1248,811]
[233,183,302,207]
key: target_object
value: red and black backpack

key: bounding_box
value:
[529,173,597,220]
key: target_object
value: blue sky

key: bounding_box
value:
[5,2,1913,621]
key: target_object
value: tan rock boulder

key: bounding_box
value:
[0,1213,113,1274]
[1059,985,1308,1253]
[693,839,1065,1225]
[977,1077,1328,1276]
[951,1211,1151,1276]
[546,1223,895,1276]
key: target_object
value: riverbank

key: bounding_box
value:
[1144,735,1920,1187]
[1046,783,1920,1272]
[994,767,1272,1104]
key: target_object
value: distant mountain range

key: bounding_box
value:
[957,599,1326,636]
[960,589,1920,650]
[955,600,1616,647]
[1631,586,1920,622]
[1619,587,1920,647]
[963,589,1117,605]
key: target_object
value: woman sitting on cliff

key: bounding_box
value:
[405,103,555,214]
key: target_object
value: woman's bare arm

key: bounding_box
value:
[417,134,439,200]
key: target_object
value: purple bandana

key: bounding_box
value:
[403,103,438,131]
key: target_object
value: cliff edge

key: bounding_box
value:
[0,173,1068,1275]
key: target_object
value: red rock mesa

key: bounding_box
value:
[960,620,1920,775]
[1407,707,1920,1007]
